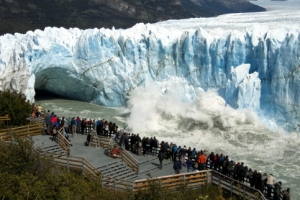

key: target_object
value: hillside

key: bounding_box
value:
[0,0,265,35]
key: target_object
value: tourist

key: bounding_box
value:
[246,168,253,185]
[226,160,235,178]
[158,151,165,170]
[255,171,262,190]
[274,181,282,200]
[221,156,229,175]
[173,159,182,174]
[250,170,257,187]
[237,162,245,182]
[71,117,77,136]
[112,146,119,158]
[240,165,248,183]
[218,154,224,172]
[81,118,87,135]
[119,132,126,148]
[52,124,58,141]
[282,188,291,200]
[76,116,81,133]
[198,152,206,171]
[214,153,219,171]
[152,137,158,155]
[209,152,214,169]
[45,110,51,133]
[187,147,192,158]
[190,147,197,160]
[260,173,268,193]
[180,146,187,166]
[144,137,150,156]
[186,157,194,172]
[37,104,43,117]
[124,133,129,150]
[266,173,275,198]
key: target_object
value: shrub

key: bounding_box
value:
[0,89,32,128]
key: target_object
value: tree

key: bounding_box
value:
[0,89,32,128]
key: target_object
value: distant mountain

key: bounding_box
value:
[0,0,265,36]
[180,0,266,17]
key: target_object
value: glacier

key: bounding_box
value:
[0,6,300,132]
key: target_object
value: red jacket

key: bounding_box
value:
[198,154,206,164]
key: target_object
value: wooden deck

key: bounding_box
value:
[30,132,266,199]
[32,134,181,181]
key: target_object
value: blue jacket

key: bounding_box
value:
[173,161,182,170]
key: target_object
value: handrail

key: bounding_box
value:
[133,170,209,192]
[32,146,133,191]
[0,114,10,128]
[0,124,41,141]
[97,136,140,173]
[57,130,71,155]
[31,140,268,198]
[210,170,266,200]
[29,116,45,129]
[119,147,139,174]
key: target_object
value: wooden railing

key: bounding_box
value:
[29,116,45,129]
[98,136,112,148]
[211,170,266,200]
[0,124,41,141]
[95,136,140,174]
[57,130,71,155]
[0,114,10,128]
[133,170,209,192]
[119,147,139,174]
[100,174,134,191]
[34,148,134,191]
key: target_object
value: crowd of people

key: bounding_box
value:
[117,134,290,200]
[32,105,291,200]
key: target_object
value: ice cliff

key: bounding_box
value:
[0,22,299,131]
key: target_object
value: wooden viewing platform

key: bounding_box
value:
[1,117,284,200]
[30,132,267,200]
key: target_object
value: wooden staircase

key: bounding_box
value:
[98,161,139,180]
[40,144,66,155]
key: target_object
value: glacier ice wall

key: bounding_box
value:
[0,24,299,131]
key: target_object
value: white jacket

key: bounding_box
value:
[266,175,275,185]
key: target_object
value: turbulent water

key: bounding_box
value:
[33,1,300,199]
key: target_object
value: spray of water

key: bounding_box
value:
[125,78,300,198]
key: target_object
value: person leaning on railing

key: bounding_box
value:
[266,173,275,198]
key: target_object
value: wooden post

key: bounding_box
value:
[67,156,70,173]
[82,159,85,175]
[231,180,233,198]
